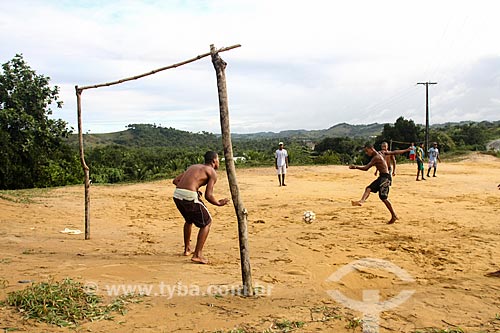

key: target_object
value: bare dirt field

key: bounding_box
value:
[1,153,499,332]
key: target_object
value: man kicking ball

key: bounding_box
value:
[173,151,229,264]
[349,143,411,224]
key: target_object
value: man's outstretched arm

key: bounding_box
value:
[385,147,412,156]
[349,157,376,171]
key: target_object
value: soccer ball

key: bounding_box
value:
[303,211,316,223]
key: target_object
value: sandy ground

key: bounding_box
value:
[1,153,499,333]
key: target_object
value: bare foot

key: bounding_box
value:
[183,247,193,256]
[351,200,363,206]
[387,216,399,224]
[191,256,209,264]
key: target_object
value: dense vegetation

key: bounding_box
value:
[1,55,499,189]
[0,54,81,189]
[65,118,500,184]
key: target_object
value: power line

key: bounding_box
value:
[416,82,437,151]
[356,85,418,123]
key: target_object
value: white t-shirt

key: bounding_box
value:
[275,149,288,167]
[428,147,439,162]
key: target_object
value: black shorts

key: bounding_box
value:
[173,197,212,228]
[367,173,391,200]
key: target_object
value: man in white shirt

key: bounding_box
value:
[275,142,289,186]
[427,142,441,177]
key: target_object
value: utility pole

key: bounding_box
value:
[417,81,437,152]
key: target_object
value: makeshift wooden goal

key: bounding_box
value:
[75,44,253,295]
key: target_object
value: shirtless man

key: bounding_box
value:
[172,151,229,264]
[349,143,411,224]
[375,142,396,184]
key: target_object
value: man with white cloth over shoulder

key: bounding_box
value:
[173,151,229,264]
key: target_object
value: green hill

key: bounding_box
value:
[68,121,500,149]
[225,123,384,140]
[68,124,220,149]
[69,122,385,147]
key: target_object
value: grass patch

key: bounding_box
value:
[0,188,53,204]
[413,328,464,333]
[211,319,305,333]
[4,278,141,327]
[272,319,305,332]
[309,305,342,322]
[205,310,500,333]
[345,317,363,330]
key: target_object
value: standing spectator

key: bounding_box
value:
[427,142,441,177]
[409,142,416,164]
[416,142,426,181]
[275,142,289,186]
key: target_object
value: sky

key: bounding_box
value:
[1,0,499,134]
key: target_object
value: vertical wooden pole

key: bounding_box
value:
[425,83,429,152]
[210,44,253,296]
[76,86,91,240]
[417,81,437,152]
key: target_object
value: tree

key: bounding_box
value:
[0,54,81,189]
[314,137,362,164]
[313,150,341,164]
[449,123,488,150]
[314,137,359,155]
[429,130,455,152]
[376,117,422,149]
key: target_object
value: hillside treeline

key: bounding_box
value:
[1,55,499,189]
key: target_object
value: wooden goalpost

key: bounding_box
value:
[75,44,253,295]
